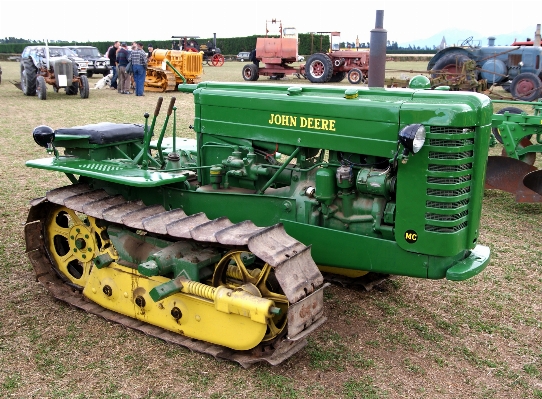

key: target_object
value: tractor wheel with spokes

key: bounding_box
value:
[510,72,542,101]
[347,68,363,84]
[212,250,289,342]
[305,53,333,83]
[242,64,259,81]
[44,205,114,289]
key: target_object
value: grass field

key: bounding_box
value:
[0,60,541,399]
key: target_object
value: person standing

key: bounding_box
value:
[128,42,147,96]
[107,41,120,90]
[116,43,131,94]
[147,44,154,60]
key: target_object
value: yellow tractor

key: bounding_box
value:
[145,49,203,92]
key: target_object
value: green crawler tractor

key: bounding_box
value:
[24,82,492,366]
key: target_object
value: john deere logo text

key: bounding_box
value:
[404,230,418,243]
[268,113,336,131]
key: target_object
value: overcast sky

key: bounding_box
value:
[0,0,540,45]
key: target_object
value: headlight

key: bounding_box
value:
[33,125,55,147]
[398,124,426,155]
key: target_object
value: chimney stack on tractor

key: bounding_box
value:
[368,10,387,87]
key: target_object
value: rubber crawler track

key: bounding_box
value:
[24,184,327,368]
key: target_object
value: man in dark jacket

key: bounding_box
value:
[107,41,120,90]
[116,43,131,94]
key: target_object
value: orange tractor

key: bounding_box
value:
[242,20,369,84]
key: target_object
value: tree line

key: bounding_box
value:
[0,36,437,55]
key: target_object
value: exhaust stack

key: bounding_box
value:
[368,10,387,88]
[534,24,541,47]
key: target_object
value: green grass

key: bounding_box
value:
[0,60,541,399]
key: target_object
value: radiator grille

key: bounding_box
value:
[425,126,475,233]
[425,222,468,233]
[182,52,204,77]
[427,187,471,197]
[428,164,472,172]
[427,176,471,185]
[429,138,474,147]
[426,199,470,209]
[426,211,468,221]
[429,151,473,160]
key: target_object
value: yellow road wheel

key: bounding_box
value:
[212,251,289,341]
[45,206,114,289]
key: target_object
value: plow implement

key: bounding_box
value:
[485,100,542,202]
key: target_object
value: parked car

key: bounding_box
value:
[22,46,88,76]
[236,52,251,62]
[65,46,110,78]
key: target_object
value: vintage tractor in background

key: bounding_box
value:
[19,44,90,100]
[242,20,305,81]
[304,31,370,84]
[427,24,542,101]
[145,48,203,92]
[171,34,225,66]
[242,20,369,84]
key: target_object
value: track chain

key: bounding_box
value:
[25,184,326,367]
[145,67,177,92]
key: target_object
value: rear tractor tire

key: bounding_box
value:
[305,53,333,83]
[36,76,47,100]
[242,64,259,81]
[328,71,346,83]
[21,58,37,96]
[431,52,474,83]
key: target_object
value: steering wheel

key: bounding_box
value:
[461,36,474,47]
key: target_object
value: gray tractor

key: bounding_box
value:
[20,45,89,100]
[428,27,542,101]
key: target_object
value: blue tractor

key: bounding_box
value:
[427,31,542,101]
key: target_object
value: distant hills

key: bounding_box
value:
[397,27,538,49]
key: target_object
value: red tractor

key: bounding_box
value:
[304,31,369,84]
[242,21,370,84]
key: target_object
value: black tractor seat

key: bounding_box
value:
[55,122,145,145]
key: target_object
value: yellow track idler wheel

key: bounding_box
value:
[212,251,289,341]
[45,206,114,288]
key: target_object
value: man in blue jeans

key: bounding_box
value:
[107,41,120,90]
[128,42,147,96]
